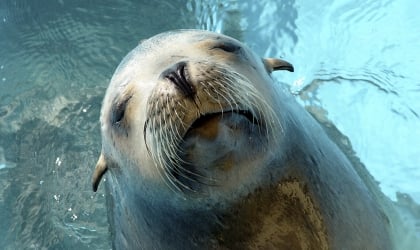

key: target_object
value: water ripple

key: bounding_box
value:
[1,0,419,249]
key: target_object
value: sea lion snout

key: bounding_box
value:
[143,58,278,192]
[162,61,195,98]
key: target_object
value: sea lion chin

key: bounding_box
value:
[92,29,394,249]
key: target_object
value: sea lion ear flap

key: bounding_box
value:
[263,58,294,73]
[92,153,108,192]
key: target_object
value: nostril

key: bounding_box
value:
[163,62,195,98]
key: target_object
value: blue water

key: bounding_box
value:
[0,0,419,249]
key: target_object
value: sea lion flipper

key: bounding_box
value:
[92,153,108,192]
[263,58,294,72]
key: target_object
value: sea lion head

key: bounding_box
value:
[93,30,293,204]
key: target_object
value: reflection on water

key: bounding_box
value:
[0,0,419,248]
[283,0,420,203]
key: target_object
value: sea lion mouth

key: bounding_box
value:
[176,109,264,192]
[187,110,259,134]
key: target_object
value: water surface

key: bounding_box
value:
[0,0,419,249]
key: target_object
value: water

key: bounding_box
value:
[0,0,418,249]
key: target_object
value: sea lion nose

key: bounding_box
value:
[162,61,196,98]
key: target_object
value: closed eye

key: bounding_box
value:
[212,42,241,53]
[111,95,132,126]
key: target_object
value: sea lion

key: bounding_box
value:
[92,29,393,249]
